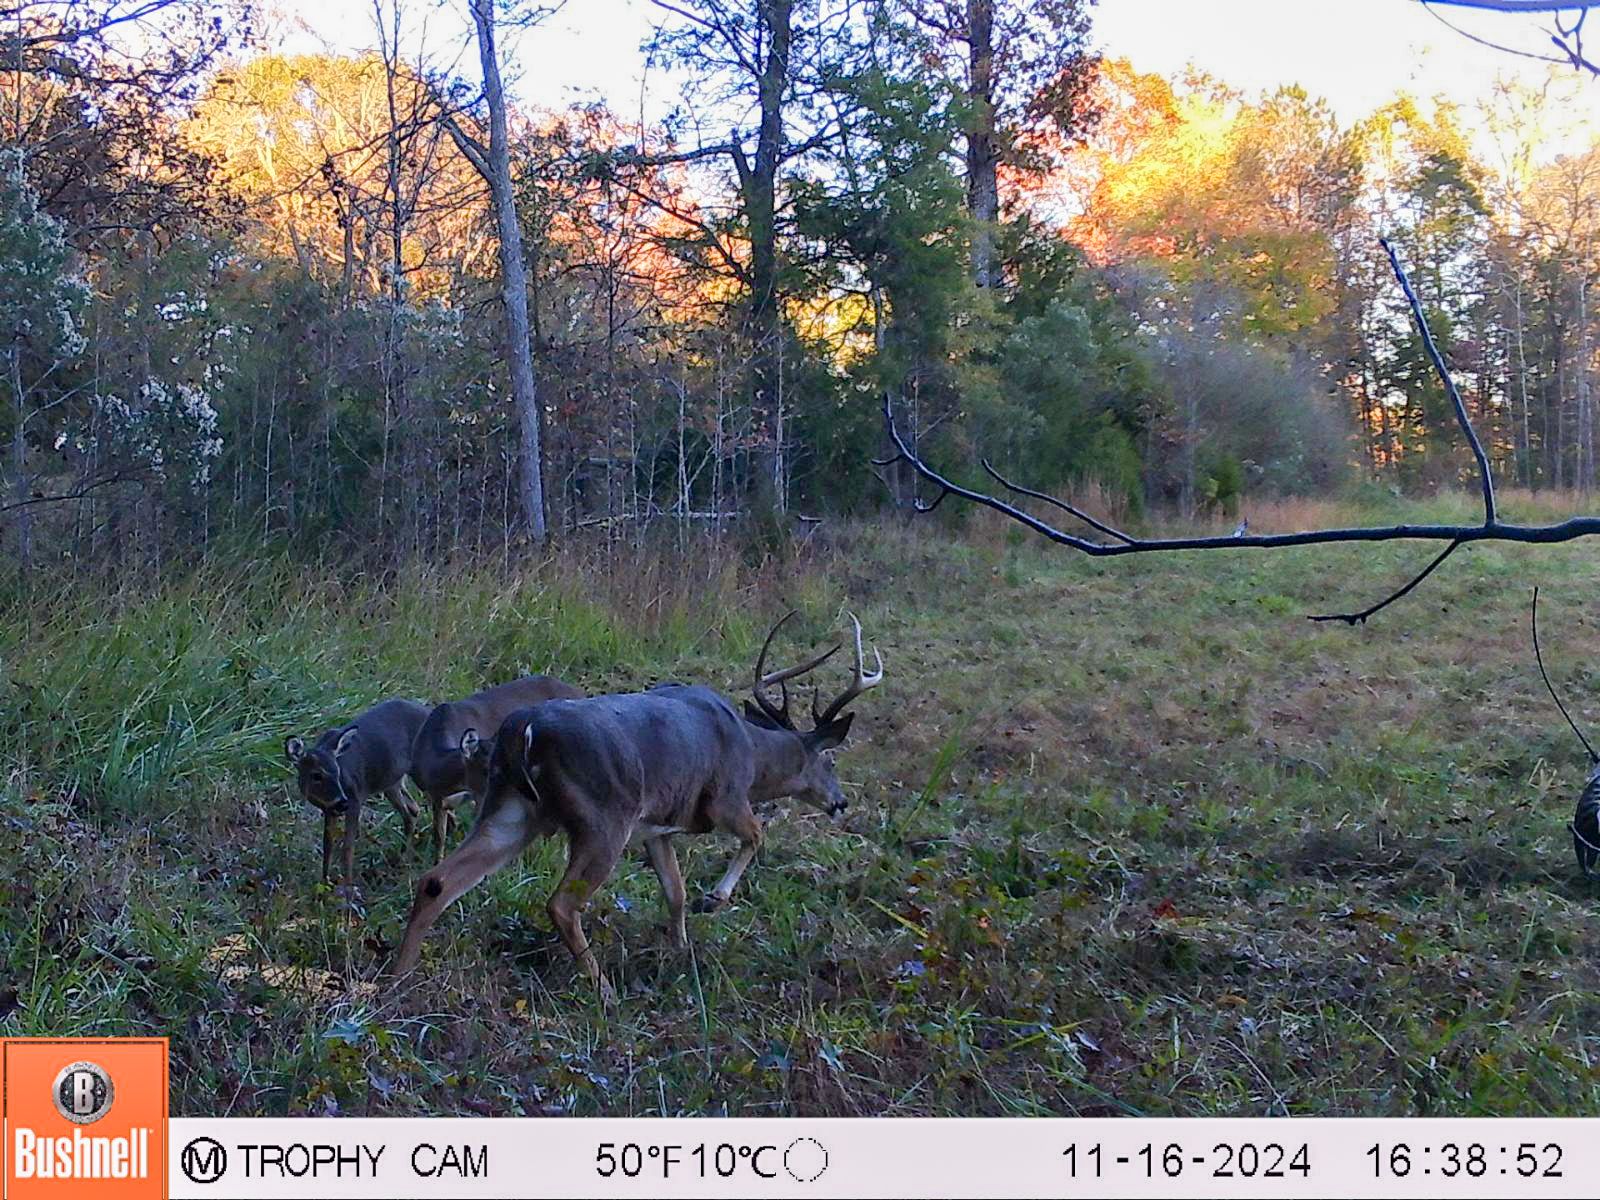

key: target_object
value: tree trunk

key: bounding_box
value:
[471,0,547,542]
[733,0,793,517]
[1514,266,1532,488]
[1579,265,1593,496]
[966,0,1000,290]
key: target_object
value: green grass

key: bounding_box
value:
[5,494,1600,1117]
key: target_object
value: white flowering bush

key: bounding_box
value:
[0,149,91,376]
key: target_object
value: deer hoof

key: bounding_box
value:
[597,975,619,1008]
[691,894,725,915]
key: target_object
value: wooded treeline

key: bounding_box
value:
[2,0,1597,578]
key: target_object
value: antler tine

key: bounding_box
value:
[752,610,841,725]
[814,611,885,726]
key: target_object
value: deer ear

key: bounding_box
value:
[812,711,855,751]
[285,736,305,765]
[523,719,536,760]
[460,728,480,762]
[334,727,359,757]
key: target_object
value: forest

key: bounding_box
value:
[3,0,1596,571]
[6,0,1600,1122]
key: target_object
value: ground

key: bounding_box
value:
[3,489,1600,1117]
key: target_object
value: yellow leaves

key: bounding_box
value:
[784,289,875,369]
[187,53,492,300]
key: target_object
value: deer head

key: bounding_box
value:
[743,610,884,819]
[285,727,360,813]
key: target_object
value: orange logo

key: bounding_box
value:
[1,1038,168,1200]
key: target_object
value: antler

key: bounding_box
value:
[813,612,885,726]
[752,611,841,727]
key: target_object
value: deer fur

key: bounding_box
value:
[285,697,430,888]
[410,675,585,861]
[393,613,881,1003]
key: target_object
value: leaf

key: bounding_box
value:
[324,1015,367,1045]
[816,1040,844,1073]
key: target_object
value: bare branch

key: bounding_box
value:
[438,109,490,180]
[1381,237,1497,526]
[1532,586,1599,761]
[1420,1,1597,12]
[981,458,1138,546]
[0,472,141,515]
[1307,540,1463,625]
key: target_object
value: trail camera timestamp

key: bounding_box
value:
[1062,1141,1312,1181]
[1366,1142,1565,1181]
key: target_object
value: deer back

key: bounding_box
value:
[291,697,430,807]
[412,675,584,798]
[484,685,753,836]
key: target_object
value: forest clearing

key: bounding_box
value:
[6,492,1600,1116]
[4,0,1600,1127]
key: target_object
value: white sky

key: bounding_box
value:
[266,0,1596,154]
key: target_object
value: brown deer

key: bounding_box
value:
[410,675,586,862]
[285,698,431,888]
[392,612,883,1002]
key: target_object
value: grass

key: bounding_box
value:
[4,491,1600,1117]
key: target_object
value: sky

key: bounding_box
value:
[267,0,1596,154]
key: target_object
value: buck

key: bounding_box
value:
[410,675,586,862]
[392,611,884,1002]
[286,697,431,888]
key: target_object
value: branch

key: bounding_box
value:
[1307,540,1462,625]
[1420,1,1598,12]
[0,472,140,515]
[981,459,1138,545]
[438,109,490,181]
[1532,586,1599,761]
[615,142,734,169]
[884,397,1600,555]
[1381,237,1496,526]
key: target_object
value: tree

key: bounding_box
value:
[0,150,90,563]
[900,0,1097,288]
[440,0,552,543]
[642,0,846,515]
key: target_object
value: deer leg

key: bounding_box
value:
[393,797,537,976]
[428,788,448,864]
[385,783,418,844]
[643,835,688,948]
[321,808,338,883]
[694,803,763,913]
[547,833,625,1006]
[341,794,362,891]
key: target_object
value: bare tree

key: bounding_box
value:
[438,0,559,543]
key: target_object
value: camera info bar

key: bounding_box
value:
[159,1117,1596,1199]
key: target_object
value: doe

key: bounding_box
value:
[286,697,430,888]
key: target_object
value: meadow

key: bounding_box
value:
[3,490,1600,1117]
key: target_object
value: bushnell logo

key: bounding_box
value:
[2,1037,168,1198]
[52,1062,114,1125]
